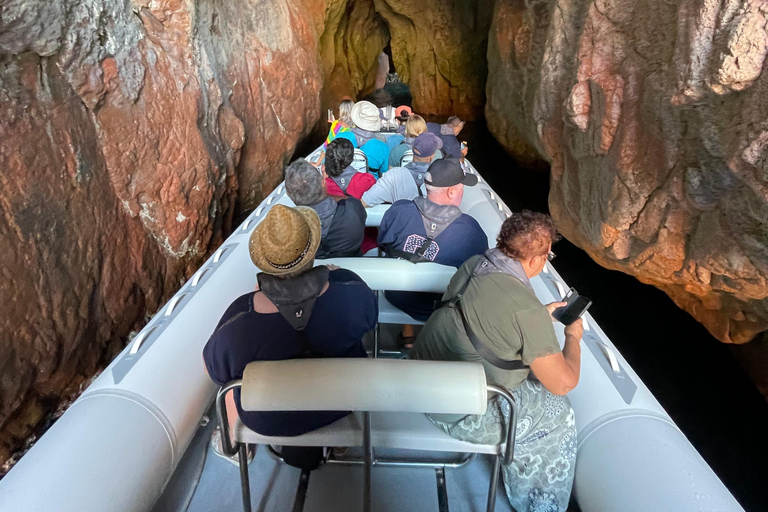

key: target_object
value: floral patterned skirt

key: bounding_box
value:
[429,379,576,512]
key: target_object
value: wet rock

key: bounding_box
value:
[486,0,768,344]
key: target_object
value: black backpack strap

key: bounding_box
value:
[454,301,527,371]
[444,259,528,371]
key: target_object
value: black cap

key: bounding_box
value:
[424,158,478,187]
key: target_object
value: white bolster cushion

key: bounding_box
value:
[241,359,487,416]
[314,258,456,293]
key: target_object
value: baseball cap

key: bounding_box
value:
[424,158,478,187]
[412,132,443,157]
[395,105,412,121]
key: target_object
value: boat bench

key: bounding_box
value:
[315,258,457,357]
[217,358,517,512]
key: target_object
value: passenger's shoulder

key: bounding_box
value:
[328,268,366,284]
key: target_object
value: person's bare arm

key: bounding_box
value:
[529,319,583,395]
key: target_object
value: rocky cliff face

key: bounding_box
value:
[487,0,768,344]
[0,0,325,462]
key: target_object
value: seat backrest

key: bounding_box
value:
[400,149,414,166]
[241,358,487,415]
[351,149,369,173]
[313,257,455,292]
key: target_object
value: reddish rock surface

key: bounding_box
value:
[0,0,324,461]
[486,0,768,344]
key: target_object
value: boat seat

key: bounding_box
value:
[216,359,517,512]
[233,411,497,455]
[400,149,414,166]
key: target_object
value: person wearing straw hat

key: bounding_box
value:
[203,204,377,440]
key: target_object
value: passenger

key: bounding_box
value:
[393,105,412,136]
[284,159,366,258]
[378,158,487,347]
[203,204,377,438]
[350,100,390,176]
[361,132,442,208]
[324,138,375,200]
[387,114,442,169]
[427,116,467,160]
[324,99,355,149]
[412,211,581,512]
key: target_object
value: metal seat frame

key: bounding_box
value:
[216,380,517,512]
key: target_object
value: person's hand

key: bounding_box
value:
[564,318,584,341]
[309,151,325,168]
[545,301,567,321]
[461,146,468,158]
[326,264,340,271]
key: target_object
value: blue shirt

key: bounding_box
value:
[377,200,488,319]
[203,269,377,436]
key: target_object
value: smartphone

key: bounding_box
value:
[327,108,333,122]
[552,288,592,325]
[460,141,468,149]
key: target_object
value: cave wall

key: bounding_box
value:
[0,0,327,461]
[486,0,768,344]
[0,0,497,466]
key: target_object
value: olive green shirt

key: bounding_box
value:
[412,255,561,420]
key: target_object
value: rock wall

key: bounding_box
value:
[0,0,325,462]
[487,0,768,344]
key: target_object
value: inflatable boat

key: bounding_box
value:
[0,141,745,512]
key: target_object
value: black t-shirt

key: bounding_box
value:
[317,197,367,259]
[203,269,377,436]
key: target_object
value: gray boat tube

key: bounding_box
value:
[0,155,744,512]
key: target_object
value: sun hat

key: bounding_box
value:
[395,105,412,121]
[425,158,478,187]
[412,132,443,158]
[351,101,382,132]
[249,205,322,276]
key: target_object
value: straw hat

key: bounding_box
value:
[350,101,382,132]
[249,205,321,276]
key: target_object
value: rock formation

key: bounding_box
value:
[0,0,325,462]
[0,0,497,466]
[487,0,768,344]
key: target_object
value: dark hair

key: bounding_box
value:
[496,210,561,260]
[325,138,355,177]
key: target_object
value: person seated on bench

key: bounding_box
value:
[350,100,390,176]
[361,132,443,208]
[285,159,367,258]
[427,116,467,161]
[324,99,355,148]
[324,138,376,200]
[411,211,582,512]
[387,114,443,170]
[203,204,377,438]
[377,158,487,348]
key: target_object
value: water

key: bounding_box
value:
[462,119,768,512]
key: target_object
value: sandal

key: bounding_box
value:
[210,426,254,467]
[396,332,416,351]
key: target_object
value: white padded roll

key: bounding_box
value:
[314,258,456,292]
[241,359,488,415]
